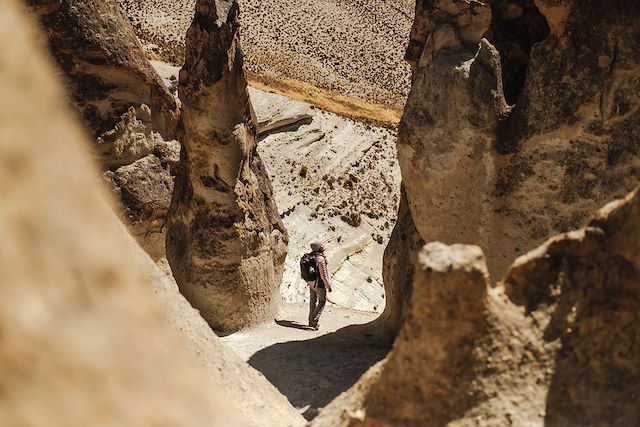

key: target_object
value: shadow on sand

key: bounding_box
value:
[275,319,315,331]
[248,323,390,420]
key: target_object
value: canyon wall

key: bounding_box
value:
[28,0,181,259]
[166,0,288,334]
[314,186,640,426]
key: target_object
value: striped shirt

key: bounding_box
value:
[307,251,331,290]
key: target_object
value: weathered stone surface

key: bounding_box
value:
[27,0,178,138]
[314,187,640,426]
[0,2,232,424]
[27,0,182,260]
[166,0,288,334]
[99,105,180,260]
[490,0,640,274]
[1,3,304,425]
[397,0,510,280]
[503,188,640,426]
[389,0,640,290]
[374,189,423,340]
[252,87,401,314]
[97,104,180,170]
[106,153,175,260]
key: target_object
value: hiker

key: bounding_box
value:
[300,241,332,330]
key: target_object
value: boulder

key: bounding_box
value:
[166,0,288,334]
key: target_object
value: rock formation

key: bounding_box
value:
[101,105,181,260]
[313,186,640,426]
[27,0,182,259]
[166,0,288,334]
[384,0,640,321]
[0,2,230,424]
[1,2,304,425]
[28,0,178,137]
[375,189,424,339]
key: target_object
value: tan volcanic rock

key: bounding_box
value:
[390,0,640,290]
[1,3,304,425]
[314,187,640,426]
[166,0,288,334]
[0,1,231,424]
[374,189,424,339]
[27,0,182,259]
[27,0,178,138]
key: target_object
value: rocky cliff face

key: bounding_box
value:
[253,87,401,314]
[386,0,640,302]
[28,0,182,259]
[313,186,640,426]
[166,0,288,334]
[28,0,178,137]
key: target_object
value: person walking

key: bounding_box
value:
[306,241,332,330]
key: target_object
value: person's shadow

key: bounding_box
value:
[248,322,391,420]
[275,319,314,331]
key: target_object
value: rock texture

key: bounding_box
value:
[101,105,181,259]
[253,88,401,313]
[28,0,182,259]
[1,3,304,425]
[28,0,178,138]
[313,186,640,426]
[0,2,231,424]
[390,0,640,292]
[374,188,424,339]
[166,1,288,334]
[118,0,413,120]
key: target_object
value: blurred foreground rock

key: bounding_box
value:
[0,2,303,426]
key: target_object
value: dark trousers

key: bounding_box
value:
[309,286,326,326]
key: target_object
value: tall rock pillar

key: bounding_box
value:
[166,1,288,334]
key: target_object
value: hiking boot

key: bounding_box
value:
[312,323,319,331]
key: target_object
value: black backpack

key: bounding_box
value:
[300,252,318,281]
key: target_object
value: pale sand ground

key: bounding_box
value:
[221,303,389,420]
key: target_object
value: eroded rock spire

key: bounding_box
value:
[166,0,288,334]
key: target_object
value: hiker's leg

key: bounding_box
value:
[311,287,327,326]
[308,287,317,325]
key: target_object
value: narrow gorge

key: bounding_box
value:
[2,0,640,426]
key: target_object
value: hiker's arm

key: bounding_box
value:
[317,256,332,291]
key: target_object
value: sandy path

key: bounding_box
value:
[222,303,390,420]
